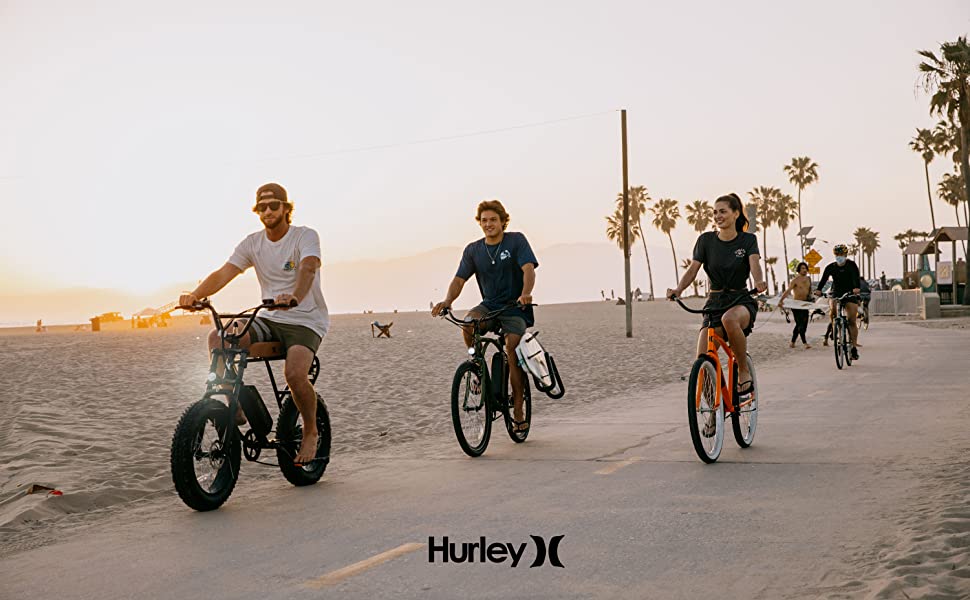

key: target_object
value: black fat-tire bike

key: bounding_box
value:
[439,304,537,457]
[170,299,331,511]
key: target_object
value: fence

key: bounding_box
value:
[869,290,923,316]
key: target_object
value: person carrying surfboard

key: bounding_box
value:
[778,261,813,349]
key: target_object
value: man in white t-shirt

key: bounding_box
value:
[179,183,329,465]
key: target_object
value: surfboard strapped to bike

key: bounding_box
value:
[515,331,565,399]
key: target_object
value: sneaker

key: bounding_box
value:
[823,338,829,347]
[851,347,859,360]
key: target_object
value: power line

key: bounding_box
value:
[243,109,619,163]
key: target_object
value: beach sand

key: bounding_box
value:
[2,302,968,598]
[0,300,788,546]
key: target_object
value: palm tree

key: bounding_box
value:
[765,257,779,295]
[783,156,820,256]
[919,36,970,303]
[909,128,940,231]
[681,258,703,297]
[938,170,969,255]
[774,193,798,286]
[848,241,863,276]
[867,231,881,279]
[605,208,641,256]
[616,186,655,301]
[748,186,779,279]
[649,198,681,281]
[852,229,868,278]
[685,200,713,234]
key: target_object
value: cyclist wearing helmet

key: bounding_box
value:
[814,244,861,360]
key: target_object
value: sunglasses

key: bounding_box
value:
[253,200,284,213]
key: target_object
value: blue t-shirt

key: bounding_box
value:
[456,231,539,325]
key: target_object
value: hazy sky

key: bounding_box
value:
[2,1,969,300]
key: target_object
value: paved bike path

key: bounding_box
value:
[2,320,966,599]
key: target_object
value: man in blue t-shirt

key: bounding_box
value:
[432,200,539,433]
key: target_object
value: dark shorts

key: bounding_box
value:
[468,304,527,337]
[249,317,322,354]
[701,294,758,337]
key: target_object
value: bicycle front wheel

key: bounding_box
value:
[170,398,241,511]
[834,319,844,370]
[732,354,758,448]
[687,357,724,463]
[452,361,491,457]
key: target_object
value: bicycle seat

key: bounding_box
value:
[248,342,285,359]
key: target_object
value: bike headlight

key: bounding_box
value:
[467,347,475,356]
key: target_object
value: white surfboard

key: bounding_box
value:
[763,295,821,310]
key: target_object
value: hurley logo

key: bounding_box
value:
[428,535,565,568]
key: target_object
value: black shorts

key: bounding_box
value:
[701,294,758,337]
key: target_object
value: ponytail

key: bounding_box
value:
[715,193,748,233]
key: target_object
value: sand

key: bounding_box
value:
[1,301,967,598]
[0,300,788,545]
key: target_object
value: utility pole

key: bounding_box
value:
[621,110,632,338]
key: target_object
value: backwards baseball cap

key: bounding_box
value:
[256,182,288,203]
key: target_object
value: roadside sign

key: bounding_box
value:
[938,262,953,285]
[788,259,800,273]
[804,249,823,267]
[809,267,820,274]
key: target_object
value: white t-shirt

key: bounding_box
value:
[228,225,330,338]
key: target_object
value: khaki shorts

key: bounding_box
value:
[249,317,322,354]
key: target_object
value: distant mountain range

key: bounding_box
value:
[1,242,682,325]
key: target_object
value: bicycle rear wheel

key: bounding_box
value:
[843,318,853,366]
[452,361,491,457]
[687,357,724,463]
[732,354,758,448]
[276,392,331,486]
[505,372,532,443]
[834,319,844,370]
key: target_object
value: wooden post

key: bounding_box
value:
[621,109,632,338]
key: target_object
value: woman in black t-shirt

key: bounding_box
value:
[667,193,768,395]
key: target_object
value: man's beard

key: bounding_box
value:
[261,215,281,229]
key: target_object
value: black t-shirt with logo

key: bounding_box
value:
[692,231,760,291]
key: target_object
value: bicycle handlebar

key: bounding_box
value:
[438,302,537,329]
[177,298,298,341]
[824,292,862,303]
[668,289,758,315]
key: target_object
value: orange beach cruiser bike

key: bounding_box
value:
[670,290,759,463]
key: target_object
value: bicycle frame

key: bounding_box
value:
[670,290,758,417]
[440,304,533,412]
[699,328,738,415]
[187,299,315,452]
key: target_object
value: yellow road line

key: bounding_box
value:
[595,456,642,475]
[304,542,425,588]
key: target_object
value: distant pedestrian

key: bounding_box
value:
[778,262,813,349]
